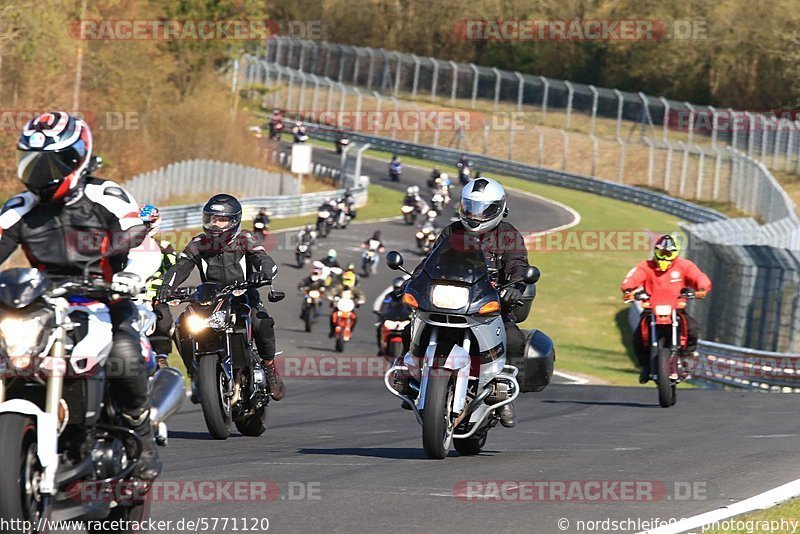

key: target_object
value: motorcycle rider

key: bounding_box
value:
[319,248,341,269]
[268,109,284,139]
[328,270,366,337]
[292,120,309,143]
[156,194,286,401]
[389,155,403,180]
[401,177,529,428]
[0,112,163,479]
[297,223,317,247]
[376,277,413,355]
[139,203,177,370]
[254,208,271,233]
[428,167,442,187]
[621,234,712,384]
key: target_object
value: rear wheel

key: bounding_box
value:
[454,430,487,456]
[656,338,675,408]
[422,369,455,459]
[198,356,231,439]
[235,406,268,437]
[0,414,51,534]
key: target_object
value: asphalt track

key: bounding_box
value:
[139,146,800,534]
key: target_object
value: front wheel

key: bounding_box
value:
[335,335,345,353]
[656,339,675,408]
[388,340,403,360]
[296,253,304,268]
[0,414,51,534]
[422,369,455,459]
[198,356,232,439]
[235,406,268,437]
[304,307,313,332]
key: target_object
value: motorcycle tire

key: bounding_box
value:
[87,499,150,533]
[422,369,455,459]
[305,309,313,333]
[198,356,232,439]
[389,341,403,360]
[0,414,52,532]
[335,336,345,353]
[234,405,268,437]
[656,338,675,408]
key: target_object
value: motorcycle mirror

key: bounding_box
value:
[268,290,286,303]
[385,251,404,270]
[523,266,541,285]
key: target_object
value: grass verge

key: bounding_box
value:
[704,498,800,533]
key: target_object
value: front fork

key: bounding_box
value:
[417,328,471,414]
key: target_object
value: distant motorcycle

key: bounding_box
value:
[401,204,417,225]
[457,161,473,185]
[296,241,313,267]
[416,222,437,255]
[628,288,701,408]
[269,120,285,141]
[293,125,309,143]
[376,302,412,360]
[300,287,325,333]
[389,162,402,182]
[336,134,350,154]
[316,206,332,238]
[330,290,361,352]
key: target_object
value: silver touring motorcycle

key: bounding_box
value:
[384,240,555,459]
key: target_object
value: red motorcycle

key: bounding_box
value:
[630,287,699,407]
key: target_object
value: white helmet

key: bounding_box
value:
[459,177,507,234]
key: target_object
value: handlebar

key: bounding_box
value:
[164,279,273,305]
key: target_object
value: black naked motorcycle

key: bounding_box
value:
[167,277,285,440]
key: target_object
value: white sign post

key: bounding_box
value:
[291,144,312,193]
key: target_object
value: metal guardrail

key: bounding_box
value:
[157,187,366,231]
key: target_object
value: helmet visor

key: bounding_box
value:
[460,198,504,223]
[17,144,86,190]
[654,249,678,261]
[202,213,237,233]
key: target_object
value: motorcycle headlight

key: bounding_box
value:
[308,290,320,298]
[0,317,45,369]
[431,284,469,310]
[207,311,227,330]
[319,211,330,218]
[337,298,355,313]
[186,314,208,333]
[655,305,672,316]
[299,244,308,252]
[416,232,424,239]
[402,206,413,213]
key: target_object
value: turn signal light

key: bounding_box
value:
[478,301,501,315]
[402,293,419,309]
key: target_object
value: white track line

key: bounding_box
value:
[638,478,800,534]
[553,370,590,385]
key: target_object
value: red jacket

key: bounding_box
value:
[621,257,712,295]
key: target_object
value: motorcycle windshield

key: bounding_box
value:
[382,300,412,320]
[422,236,488,285]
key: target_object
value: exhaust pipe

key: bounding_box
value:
[149,367,187,426]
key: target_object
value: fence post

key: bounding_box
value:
[337,45,347,81]
[393,52,402,97]
[746,111,756,158]
[539,76,549,124]
[326,78,335,113]
[613,89,623,139]
[431,58,439,101]
[685,103,695,147]
[390,97,399,140]
[492,67,502,111]
[696,148,705,200]
[352,48,361,85]
[644,137,654,187]
[509,71,523,115]
[589,85,599,136]
[482,124,489,155]
[728,107,737,150]
[366,48,375,90]
[774,117,786,169]
[298,72,307,112]
[785,121,795,172]
[659,96,670,143]
[450,61,458,106]
[470,64,479,109]
[298,41,307,72]
[373,91,382,134]
[411,54,420,99]
[311,75,320,112]
[709,105,718,149]
[617,138,626,183]
[561,130,568,171]
[564,81,574,130]
[712,149,722,201]
[590,134,598,177]
[678,141,689,195]
[664,140,674,192]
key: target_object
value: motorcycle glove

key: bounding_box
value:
[501,287,523,306]
[248,271,271,286]
[111,272,144,296]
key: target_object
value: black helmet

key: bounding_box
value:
[17,112,93,203]
[202,194,242,242]
[372,230,381,240]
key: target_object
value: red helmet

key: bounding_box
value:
[17,112,93,202]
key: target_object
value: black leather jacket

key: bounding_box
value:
[162,230,278,291]
[0,176,150,279]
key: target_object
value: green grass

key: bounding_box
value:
[704,498,800,533]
